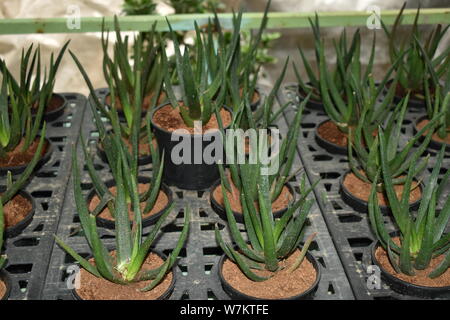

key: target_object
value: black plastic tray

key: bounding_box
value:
[42,87,353,300]
[278,83,450,300]
[1,93,87,300]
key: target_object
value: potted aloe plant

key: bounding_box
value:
[215,166,321,299]
[0,42,69,121]
[382,3,449,108]
[0,65,53,175]
[368,141,450,299]
[341,95,442,213]
[150,18,233,190]
[55,129,190,300]
[210,95,310,222]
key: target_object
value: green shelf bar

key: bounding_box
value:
[0,8,448,35]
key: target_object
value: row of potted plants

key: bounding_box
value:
[0,0,449,299]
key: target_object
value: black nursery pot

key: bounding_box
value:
[150,103,231,190]
[413,115,450,152]
[32,93,68,122]
[314,120,347,155]
[210,182,295,223]
[96,135,153,166]
[385,79,426,109]
[339,171,422,214]
[0,187,36,238]
[71,250,176,300]
[297,84,323,111]
[218,250,321,300]
[0,137,54,176]
[371,241,450,299]
[86,177,173,229]
[0,270,12,300]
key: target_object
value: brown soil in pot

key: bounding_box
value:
[239,88,260,104]
[0,279,7,298]
[212,175,293,214]
[152,104,232,134]
[222,248,317,299]
[0,138,48,168]
[298,86,322,104]
[32,94,65,114]
[88,183,169,221]
[343,172,421,207]
[317,120,349,147]
[99,137,157,158]
[75,252,173,300]
[416,118,450,145]
[1,193,33,228]
[105,92,167,112]
[375,238,450,288]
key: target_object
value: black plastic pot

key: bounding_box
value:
[250,87,262,112]
[150,103,231,190]
[385,79,426,109]
[71,250,176,300]
[0,137,54,176]
[413,115,450,152]
[339,171,422,214]
[0,270,12,300]
[0,188,36,238]
[314,120,347,155]
[218,250,321,300]
[32,93,68,122]
[297,84,323,111]
[96,137,153,166]
[210,182,295,223]
[371,241,450,299]
[85,177,173,229]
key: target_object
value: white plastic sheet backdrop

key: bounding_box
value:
[0,0,448,94]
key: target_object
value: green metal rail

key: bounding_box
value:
[0,8,448,34]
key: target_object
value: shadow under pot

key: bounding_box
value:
[96,132,157,166]
[218,248,321,300]
[86,177,173,229]
[71,250,176,300]
[32,93,68,122]
[0,187,36,238]
[104,91,167,120]
[314,119,348,155]
[340,170,422,214]
[371,241,450,299]
[150,102,233,190]
[297,83,323,111]
[0,270,12,300]
[0,137,53,176]
[413,115,450,152]
[385,79,426,109]
[210,181,295,223]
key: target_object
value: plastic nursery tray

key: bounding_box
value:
[42,87,353,300]
[278,83,450,300]
[0,93,87,300]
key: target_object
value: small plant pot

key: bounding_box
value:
[413,115,450,152]
[339,171,422,214]
[250,87,262,112]
[70,250,176,300]
[218,250,321,300]
[104,91,167,120]
[96,137,153,166]
[0,188,36,238]
[0,270,12,300]
[385,79,425,109]
[85,177,173,229]
[297,84,323,111]
[209,182,295,223]
[150,103,232,190]
[0,137,54,176]
[32,93,68,122]
[371,241,450,299]
[314,120,347,155]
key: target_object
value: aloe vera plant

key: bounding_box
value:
[382,3,450,96]
[0,66,48,162]
[368,143,450,278]
[55,125,189,288]
[0,42,69,116]
[348,95,442,190]
[122,0,156,15]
